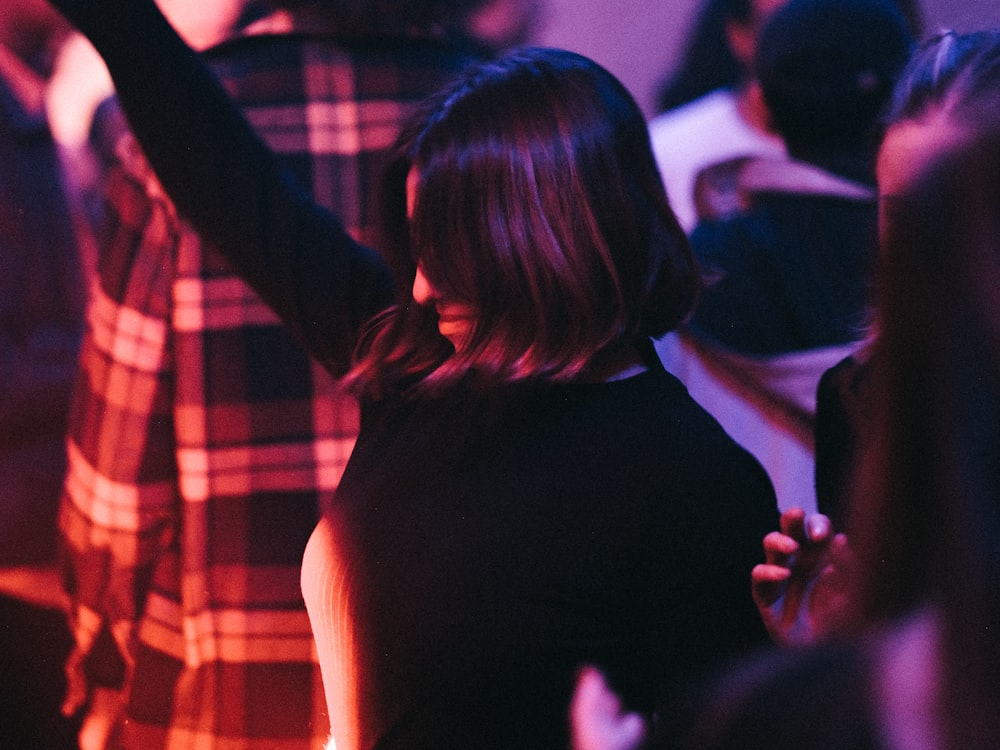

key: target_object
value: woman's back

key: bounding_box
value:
[306,364,777,748]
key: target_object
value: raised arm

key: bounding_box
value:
[51,0,394,374]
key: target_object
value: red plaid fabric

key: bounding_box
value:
[58,17,476,748]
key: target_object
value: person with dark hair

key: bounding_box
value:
[649,0,923,235]
[648,0,789,232]
[814,26,1000,526]
[653,0,747,113]
[48,0,781,747]
[656,0,913,513]
[55,0,488,748]
[655,0,923,116]
[577,28,1000,750]
[693,33,1000,750]
[752,0,910,179]
[756,28,1000,646]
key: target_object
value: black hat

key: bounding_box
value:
[756,0,914,153]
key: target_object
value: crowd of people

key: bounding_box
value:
[4,0,1000,748]
[654,0,913,512]
[575,26,1000,750]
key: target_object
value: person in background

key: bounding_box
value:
[465,0,542,51]
[753,27,1000,646]
[656,0,913,513]
[0,1,88,746]
[649,0,923,234]
[56,0,490,747]
[647,0,789,232]
[687,31,1000,748]
[577,29,1000,750]
[47,0,782,746]
[654,0,923,114]
[653,0,760,114]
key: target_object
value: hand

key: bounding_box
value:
[63,647,128,750]
[77,687,128,750]
[751,508,852,647]
[570,666,648,750]
[61,645,90,718]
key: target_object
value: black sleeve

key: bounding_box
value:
[815,355,871,526]
[56,0,394,375]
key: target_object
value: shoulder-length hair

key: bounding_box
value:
[347,47,697,398]
[832,35,1000,749]
[850,31,1000,624]
[848,123,1000,750]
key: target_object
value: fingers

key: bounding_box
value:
[754,510,845,645]
[777,508,830,540]
[762,530,798,565]
[829,532,852,563]
[77,688,128,750]
[572,666,615,716]
[778,507,806,536]
[610,712,647,750]
[62,649,89,717]
[752,563,793,584]
[768,510,834,563]
[805,514,832,542]
[571,666,647,750]
[751,562,791,609]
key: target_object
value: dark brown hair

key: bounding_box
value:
[755,0,913,164]
[348,47,698,397]
[851,31,1000,623]
[846,31,1000,750]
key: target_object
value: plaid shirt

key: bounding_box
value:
[59,17,477,748]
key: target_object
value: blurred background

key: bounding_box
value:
[536,0,1000,116]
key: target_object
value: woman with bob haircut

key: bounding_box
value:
[50,0,779,747]
[349,45,703,396]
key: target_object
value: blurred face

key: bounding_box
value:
[751,0,791,26]
[727,0,790,72]
[407,168,477,349]
[465,0,542,50]
[876,114,968,241]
